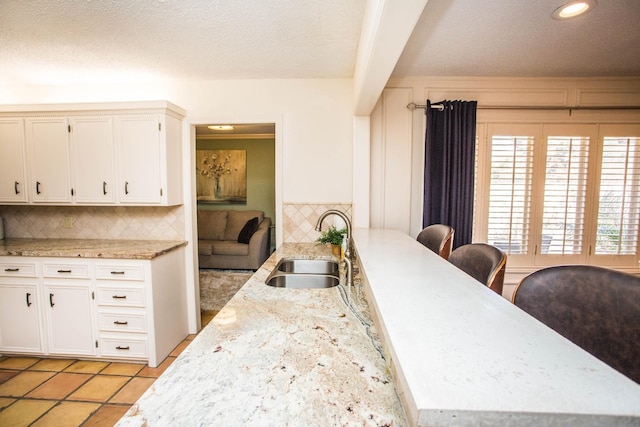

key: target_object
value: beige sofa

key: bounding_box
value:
[197,209,272,270]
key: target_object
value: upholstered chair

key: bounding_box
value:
[448,243,506,295]
[512,265,640,384]
[416,224,455,260]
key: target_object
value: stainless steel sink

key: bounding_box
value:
[266,273,339,289]
[266,258,340,289]
[276,259,339,275]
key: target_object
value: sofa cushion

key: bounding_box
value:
[224,210,265,241]
[212,241,250,256]
[197,241,214,256]
[198,210,228,241]
[238,217,260,244]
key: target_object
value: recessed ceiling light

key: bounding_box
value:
[208,125,234,131]
[552,0,596,20]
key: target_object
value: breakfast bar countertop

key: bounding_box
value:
[0,238,187,259]
[117,242,407,427]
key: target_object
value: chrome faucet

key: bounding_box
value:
[315,209,353,287]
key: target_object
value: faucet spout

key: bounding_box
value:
[315,209,352,259]
[314,209,351,239]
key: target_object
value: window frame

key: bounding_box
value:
[475,117,640,271]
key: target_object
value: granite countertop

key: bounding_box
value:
[117,243,407,426]
[0,238,187,260]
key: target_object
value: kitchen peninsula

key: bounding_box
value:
[117,230,640,426]
[0,238,188,367]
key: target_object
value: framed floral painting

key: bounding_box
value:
[196,149,247,204]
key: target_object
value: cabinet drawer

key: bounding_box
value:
[99,337,148,359]
[96,286,145,307]
[98,311,147,333]
[0,262,37,277]
[43,263,90,279]
[96,265,144,281]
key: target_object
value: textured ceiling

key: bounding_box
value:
[393,0,640,77]
[0,0,639,87]
[0,0,366,84]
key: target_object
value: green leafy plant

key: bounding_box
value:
[316,226,347,246]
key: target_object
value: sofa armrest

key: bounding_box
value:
[247,217,272,269]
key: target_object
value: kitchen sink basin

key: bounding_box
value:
[266,273,340,289]
[276,259,339,275]
[266,259,340,289]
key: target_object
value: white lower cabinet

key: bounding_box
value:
[0,260,42,353]
[44,283,95,356]
[0,249,187,367]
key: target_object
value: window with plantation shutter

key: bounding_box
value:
[540,135,590,255]
[487,135,534,255]
[595,133,640,256]
[475,121,640,270]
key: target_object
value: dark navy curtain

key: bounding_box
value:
[423,99,477,249]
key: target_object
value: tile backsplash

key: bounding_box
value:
[0,205,185,240]
[282,203,352,243]
[0,203,350,244]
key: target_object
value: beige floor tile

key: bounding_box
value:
[100,362,144,376]
[64,360,109,374]
[31,401,100,427]
[83,403,130,427]
[0,357,40,370]
[0,371,56,397]
[0,396,17,410]
[67,375,129,403]
[109,377,155,404]
[29,358,75,372]
[26,372,92,400]
[169,340,190,357]
[137,356,175,378]
[0,370,20,385]
[0,399,57,427]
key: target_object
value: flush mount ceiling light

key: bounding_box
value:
[552,0,596,19]
[208,125,234,131]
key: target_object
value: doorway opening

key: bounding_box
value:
[193,123,276,315]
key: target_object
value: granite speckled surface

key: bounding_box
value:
[117,243,407,427]
[0,238,187,259]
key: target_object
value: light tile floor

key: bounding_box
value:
[0,310,216,427]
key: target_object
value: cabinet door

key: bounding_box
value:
[25,118,72,203]
[116,115,162,204]
[69,117,116,203]
[0,283,43,353]
[0,119,28,202]
[44,283,95,356]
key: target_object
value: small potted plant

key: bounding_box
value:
[316,225,347,256]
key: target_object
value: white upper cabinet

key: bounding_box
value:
[0,119,28,203]
[116,113,183,205]
[116,115,163,204]
[70,116,116,204]
[0,101,185,206]
[25,118,73,203]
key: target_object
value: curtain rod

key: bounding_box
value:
[406,102,640,112]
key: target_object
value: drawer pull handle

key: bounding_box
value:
[36,181,41,195]
[125,181,129,195]
[116,346,130,350]
[49,293,55,307]
[112,295,127,299]
[26,292,32,307]
[113,321,129,325]
[103,181,107,195]
[57,269,72,273]
[4,268,19,272]
[110,271,126,275]
[15,181,20,195]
